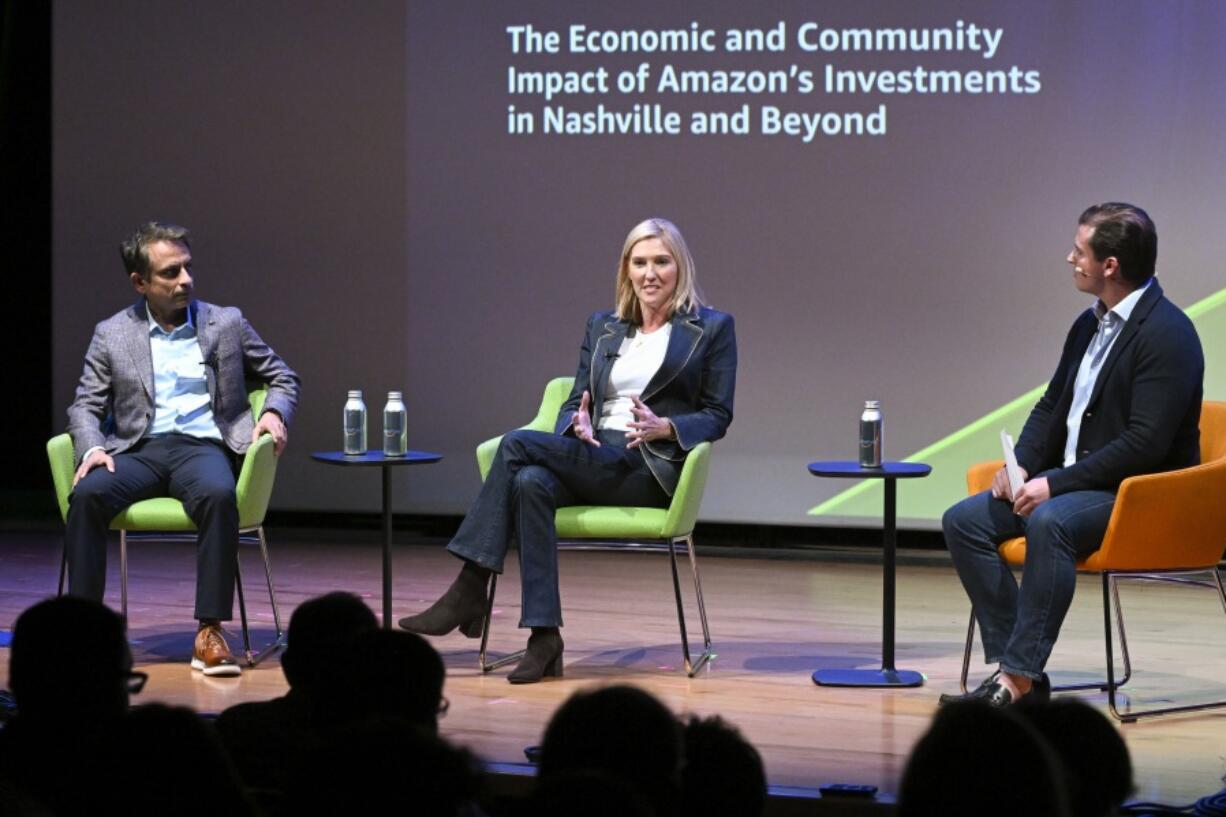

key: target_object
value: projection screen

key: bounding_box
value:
[53,1,1226,529]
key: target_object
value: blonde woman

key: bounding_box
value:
[400,218,737,683]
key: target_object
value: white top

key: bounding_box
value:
[597,324,672,432]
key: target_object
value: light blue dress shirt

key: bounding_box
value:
[1062,280,1151,466]
[146,306,223,441]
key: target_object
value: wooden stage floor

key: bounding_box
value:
[3,528,1226,807]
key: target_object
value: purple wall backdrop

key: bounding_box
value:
[53,1,1226,526]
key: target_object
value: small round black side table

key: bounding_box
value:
[312,450,442,628]
[807,460,932,687]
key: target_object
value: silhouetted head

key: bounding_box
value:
[899,700,1069,817]
[681,715,766,817]
[9,596,133,722]
[119,704,256,817]
[1016,698,1133,817]
[337,629,446,732]
[539,684,682,816]
[282,591,378,692]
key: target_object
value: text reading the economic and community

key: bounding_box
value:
[504,21,1042,141]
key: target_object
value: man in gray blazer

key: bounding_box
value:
[66,222,300,676]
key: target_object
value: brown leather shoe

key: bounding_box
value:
[191,624,242,677]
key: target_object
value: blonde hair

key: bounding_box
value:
[614,218,705,323]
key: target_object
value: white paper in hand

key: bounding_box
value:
[1000,430,1025,500]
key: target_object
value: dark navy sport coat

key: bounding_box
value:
[1014,279,1203,496]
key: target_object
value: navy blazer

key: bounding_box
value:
[554,307,737,496]
[1014,279,1203,496]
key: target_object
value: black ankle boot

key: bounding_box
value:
[398,561,490,637]
[508,627,564,684]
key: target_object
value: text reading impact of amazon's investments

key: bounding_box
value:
[505,19,1042,142]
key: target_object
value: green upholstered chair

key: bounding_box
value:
[475,376,715,677]
[46,385,286,665]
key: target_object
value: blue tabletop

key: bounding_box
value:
[312,450,442,466]
[808,460,931,479]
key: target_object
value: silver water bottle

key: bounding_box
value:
[343,390,367,455]
[859,400,882,468]
[383,391,408,457]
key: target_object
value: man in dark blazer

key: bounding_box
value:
[941,203,1204,706]
[65,222,300,676]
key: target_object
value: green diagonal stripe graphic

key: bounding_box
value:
[809,287,1226,522]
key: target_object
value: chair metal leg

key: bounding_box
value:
[1108,572,1132,690]
[236,526,287,667]
[958,609,977,694]
[235,557,252,657]
[256,527,285,640]
[685,535,713,661]
[1105,568,1226,723]
[120,530,129,620]
[960,576,1131,695]
[478,572,523,672]
[477,573,494,671]
[672,534,714,677]
[1103,573,1123,717]
[669,537,692,672]
[57,544,67,597]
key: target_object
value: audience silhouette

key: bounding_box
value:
[1017,698,1134,817]
[899,699,1071,817]
[120,703,257,817]
[0,593,1147,817]
[681,714,767,817]
[538,684,683,816]
[215,590,378,797]
[285,718,482,817]
[331,628,447,732]
[0,597,135,816]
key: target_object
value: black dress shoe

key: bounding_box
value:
[508,628,564,684]
[398,561,489,637]
[984,673,1052,707]
[938,671,1001,706]
[983,681,1015,707]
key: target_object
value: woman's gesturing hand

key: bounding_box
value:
[627,395,674,449]
[572,390,601,447]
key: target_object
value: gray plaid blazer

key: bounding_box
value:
[66,299,300,464]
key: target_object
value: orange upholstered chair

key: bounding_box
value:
[957,400,1226,722]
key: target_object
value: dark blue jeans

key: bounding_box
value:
[447,429,669,628]
[943,479,1115,679]
[65,434,239,621]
